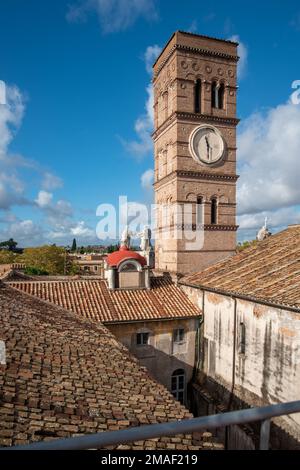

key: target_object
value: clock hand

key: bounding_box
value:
[205,136,210,160]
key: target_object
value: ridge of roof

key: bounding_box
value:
[7,276,201,323]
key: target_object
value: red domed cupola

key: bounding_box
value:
[106,245,146,268]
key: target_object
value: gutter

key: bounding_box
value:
[104,314,201,326]
[179,281,300,314]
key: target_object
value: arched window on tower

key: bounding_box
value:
[163,91,168,120]
[196,196,203,226]
[211,197,217,225]
[211,81,218,108]
[218,83,225,109]
[194,79,201,113]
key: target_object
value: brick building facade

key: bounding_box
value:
[153,31,239,275]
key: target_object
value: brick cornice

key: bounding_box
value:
[154,170,239,189]
[176,170,239,182]
[153,44,238,80]
[180,224,239,231]
[153,111,239,140]
[156,224,239,232]
[177,111,239,126]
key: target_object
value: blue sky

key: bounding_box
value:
[1,0,300,246]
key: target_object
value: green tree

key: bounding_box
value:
[236,239,257,252]
[106,244,119,253]
[0,238,18,251]
[24,266,49,276]
[71,238,77,252]
[19,245,71,275]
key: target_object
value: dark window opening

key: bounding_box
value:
[173,328,185,344]
[240,322,246,354]
[211,198,217,225]
[136,332,149,346]
[194,79,201,113]
[120,262,137,272]
[218,83,225,109]
[211,81,217,108]
[171,369,185,404]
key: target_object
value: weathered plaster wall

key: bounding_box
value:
[107,318,199,403]
[181,284,300,443]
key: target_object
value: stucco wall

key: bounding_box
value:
[107,318,199,404]
[181,284,300,443]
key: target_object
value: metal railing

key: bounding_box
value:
[3,400,300,450]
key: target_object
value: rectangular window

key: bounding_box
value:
[173,328,185,344]
[239,322,246,354]
[136,332,149,346]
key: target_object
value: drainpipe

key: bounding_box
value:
[191,290,204,415]
[229,296,238,408]
[195,290,205,372]
[225,296,237,449]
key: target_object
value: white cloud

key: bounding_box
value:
[67,0,158,34]
[0,183,28,210]
[70,220,95,237]
[0,85,32,211]
[48,219,96,244]
[144,44,161,74]
[187,20,198,33]
[35,190,53,208]
[0,85,25,158]
[237,102,300,215]
[0,219,45,246]
[237,100,300,239]
[42,172,63,190]
[122,84,154,157]
[141,168,154,189]
[228,35,248,79]
[0,82,96,247]
[238,207,300,231]
[122,44,161,158]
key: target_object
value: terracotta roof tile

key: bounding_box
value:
[181,225,300,309]
[8,276,200,323]
[0,284,205,449]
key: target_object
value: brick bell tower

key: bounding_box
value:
[153,31,239,276]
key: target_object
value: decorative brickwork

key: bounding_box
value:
[153,31,239,275]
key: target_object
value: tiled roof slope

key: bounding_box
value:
[0,284,200,449]
[8,276,200,323]
[181,225,300,310]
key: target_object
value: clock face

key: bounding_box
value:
[189,125,225,165]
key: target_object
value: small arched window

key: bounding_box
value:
[211,198,217,225]
[196,196,203,225]
[211,81,217,108]
[194,79,201,113]
[218,83,225,109]
[163,91,168,120]
[120,262,137,272]
[171,369,185,403]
